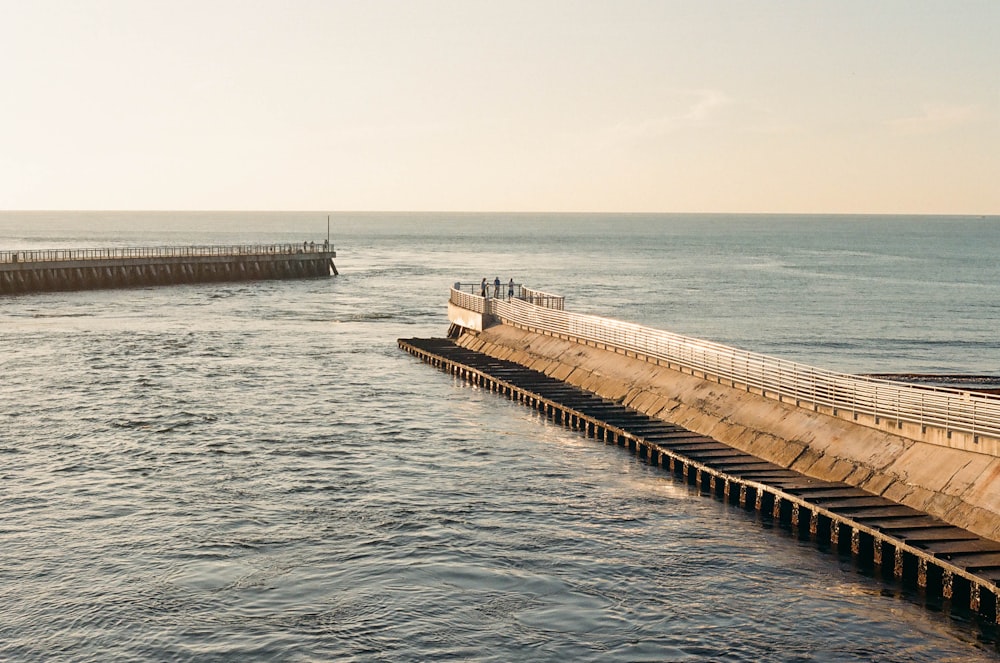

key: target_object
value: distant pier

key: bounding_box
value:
[0,243,338,295]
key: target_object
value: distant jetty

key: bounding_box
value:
[0,243,338,295]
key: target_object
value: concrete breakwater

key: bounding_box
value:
[450,286,1000,542]
[462,324,1000,541]
[399,336,1000,624]
[413,283,1000,623]
[0,244,338,295]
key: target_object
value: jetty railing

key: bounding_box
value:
[450,285,487,314]
[459,290,1000,442]
[451,284,563,310]
[0,243,330,265]
[519,286,565,310]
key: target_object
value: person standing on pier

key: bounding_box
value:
[508,278,514,301]
[481,278,487,297]
[493,276,500,298]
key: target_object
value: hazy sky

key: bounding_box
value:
[1,1,997,213]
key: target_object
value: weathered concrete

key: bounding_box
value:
[447,301,486,332]
[457,324,1000,542]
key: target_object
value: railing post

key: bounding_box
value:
[946,399,951,436]
[811,367,817,407]
[919,392,924,430]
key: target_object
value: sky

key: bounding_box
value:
[1,0,997,214]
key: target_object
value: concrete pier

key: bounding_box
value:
[0,243,338,295]
[399,336,1000,625]
[450,286,1000,542]
[399,282,1000,627]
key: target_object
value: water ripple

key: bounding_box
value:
[2,215,1000,661]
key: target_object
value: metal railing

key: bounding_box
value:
[0,243,332,265]
[473,290,1000,441]
[450,284,564,314]
[519,286,565,310]
[453,281,522,299]
[450,286,487,314]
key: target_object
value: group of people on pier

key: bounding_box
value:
[481,276,515,301]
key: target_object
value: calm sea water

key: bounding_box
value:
[1,211,999,662]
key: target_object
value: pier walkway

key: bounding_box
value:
[0,243,338,295]
[399,335,1000,624]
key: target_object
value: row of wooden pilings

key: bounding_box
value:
[399,337,1000,628]
[0,254,337,295]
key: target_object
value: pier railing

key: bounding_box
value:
[0,243,331,265]
[474,291,1000,442]
[519,286,565,310]
[451,284,564,311]
[450,286,487,313]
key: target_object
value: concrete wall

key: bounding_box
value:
[457,324,1000,542]
[447,301,485,332]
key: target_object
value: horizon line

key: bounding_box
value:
[2,209,998,218]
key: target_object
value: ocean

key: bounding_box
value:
[1,211,999,661]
